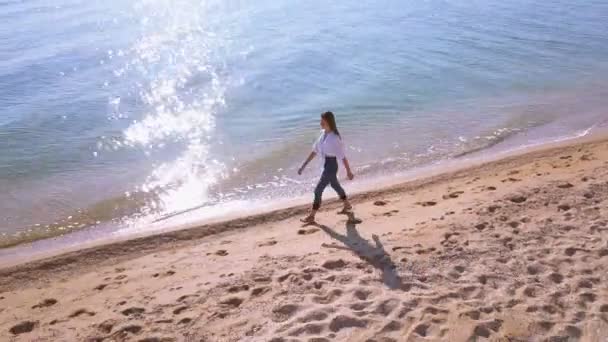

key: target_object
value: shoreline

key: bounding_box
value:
[1,114,602,252]
[1,131,605,284]
[2,131,608,340]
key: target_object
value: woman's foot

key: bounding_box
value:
[339,201,352,214]
[300,214,316,224]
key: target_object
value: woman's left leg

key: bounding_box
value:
[329,175,346,201]
[329,174,351,212]
[301,170,330,223]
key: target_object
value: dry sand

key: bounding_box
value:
[2,137,608,342]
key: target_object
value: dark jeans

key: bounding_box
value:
[313,157,347,210]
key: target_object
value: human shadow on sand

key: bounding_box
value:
[318,212,402,290]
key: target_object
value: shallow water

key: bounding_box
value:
[1,0,608,248]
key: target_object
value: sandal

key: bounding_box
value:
[340,203,352,213]
[300,215,316,224]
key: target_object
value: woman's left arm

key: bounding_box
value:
[298,151,316,175]
[342,157,354,180]
[337,138,354,180]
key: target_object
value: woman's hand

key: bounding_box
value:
[343,158,354,180]
[299,152,316,175]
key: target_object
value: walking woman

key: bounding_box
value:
[298,111,354,223]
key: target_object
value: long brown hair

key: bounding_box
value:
[321,111,340,138]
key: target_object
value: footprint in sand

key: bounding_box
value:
[121,307,145,317]
[322,259,347,270]
[152,270,176,278]
[228,284,250,293]
[380,320,403,333]
[172,306,188,315]
[287,323,325,337]
[32,298,57,309]
[378,210,399,217]
[297,309,332,324]
[251,286,271,297]
[258,240,278,247]
[508,221,520,228]
[97,319,117,334]
[252,275,272,284]
[549,272,564,284]
[475,223,488,231]
[312,288,343,304]
[9,321,38,335]
[94,283,108,291]
[350,301,372,312]
[526,263,543,275]
[373,200,388,206]
[219,296,244,308]
[509,196,527,203]
[298,228,320,235]
[559,325,582,339]
[176,294,199,303]
[178,317,192,325]
[154,319,173,325]
[523,286,539,298]
[472,319,503,338]
[117,324,142,335]
[461,309,481,320]
[69,308,96,318]
[443,191,464,199]
[577,279,595,291]
[138,337,175,342]
[488,205,501,213]
[413,323,430,337]
[272,303,301,322]
[353,288,374,301]
[374,298,400,316]
[579,292,597,304]
[328,315,368,332]
[417,201,437,207]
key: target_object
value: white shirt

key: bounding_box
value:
[313,131,346,160]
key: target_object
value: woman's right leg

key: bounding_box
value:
[329,176,346,201]
[313,172,331,211]
[329,174,351,212]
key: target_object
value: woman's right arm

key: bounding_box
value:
[298,152,316,175]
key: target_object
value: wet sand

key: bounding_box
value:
[2,136,608,341]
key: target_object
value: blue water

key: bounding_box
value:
[1,0,608,247]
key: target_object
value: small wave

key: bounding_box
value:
[451,108,562,159]
[0,190,156,249]
[453,127,522,158]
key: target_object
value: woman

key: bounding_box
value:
[298,111,354,223]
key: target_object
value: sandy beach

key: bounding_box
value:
[2,136,608,342]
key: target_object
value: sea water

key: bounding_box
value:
[1,0,608,249]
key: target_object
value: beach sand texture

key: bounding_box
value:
[2,138,608,341]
